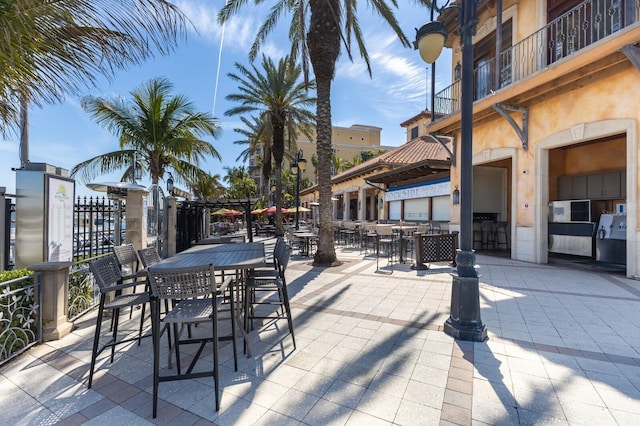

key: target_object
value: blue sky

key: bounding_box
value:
[0,0,451,197]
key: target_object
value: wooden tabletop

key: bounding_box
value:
[151,242,267,271]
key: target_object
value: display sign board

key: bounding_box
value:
[47,176,75,262]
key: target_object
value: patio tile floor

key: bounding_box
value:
[2,238,640,425]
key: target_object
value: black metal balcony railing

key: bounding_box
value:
[434,0,640,117]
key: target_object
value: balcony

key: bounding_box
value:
[434,0,640,117]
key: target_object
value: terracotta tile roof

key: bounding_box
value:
[301,135,452,192]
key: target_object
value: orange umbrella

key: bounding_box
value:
[223,209,243,216]
[262,206,288,214]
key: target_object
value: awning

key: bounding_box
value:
[365,159,450,186]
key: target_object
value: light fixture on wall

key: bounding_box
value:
[454,61,461,80]
[166,172,174,195]
[452,185,460,205]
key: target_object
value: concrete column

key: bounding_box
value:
[30,261,73,341]
[379,192,387,221]
[165,196,177,258]
[359,188,367,221]
[204,208,211,237]
[125,188,148,251]
[344,192,350,220]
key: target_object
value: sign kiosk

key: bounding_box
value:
[15,163,75,269]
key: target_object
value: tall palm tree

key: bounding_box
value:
[233,114,274,199]
[0,0,187,136]
[225,55,315,237]
[71,77,221,190]
[219,0,422,265]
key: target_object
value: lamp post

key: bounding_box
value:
[415,0,487,341]
[291,149,307,230]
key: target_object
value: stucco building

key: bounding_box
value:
[424,0,640,277]
[249,124,394,189]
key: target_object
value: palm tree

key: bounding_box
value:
[191,173,225,200]
[233,114,274,200]
[225,55,315,237]
[0,0,187,136]
[223,166,258,199]
[332,154,347,174]
[71,77,221,190]
[219,0,419,265]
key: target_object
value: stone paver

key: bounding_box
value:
[1,238,640,425]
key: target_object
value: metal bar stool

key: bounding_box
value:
[496,221,509,250]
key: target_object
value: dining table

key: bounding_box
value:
[293,232,316,257]
[150,242,268,357]
[392,225,417,264]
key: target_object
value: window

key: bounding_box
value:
[410,126,419,140]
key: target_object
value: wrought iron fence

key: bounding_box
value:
[434,0,640,116]
[0,272,42,366]
[73,196,123,260]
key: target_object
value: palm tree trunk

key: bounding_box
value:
[272,122,285,236]
[309,0,340,266]
[19,96,29,168]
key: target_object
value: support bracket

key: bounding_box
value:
[493,103,528,150]
[621,43,640,72]
[429,133,456,166]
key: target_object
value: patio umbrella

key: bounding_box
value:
[250,208,266,215]
[223,209,243,216]
[212,208,232,215]
[286,206,311,213]
[262,206,288,214]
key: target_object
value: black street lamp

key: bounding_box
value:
[415,0,487,341]
[291,149,307,230]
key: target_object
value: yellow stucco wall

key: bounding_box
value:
[465,64,640,228]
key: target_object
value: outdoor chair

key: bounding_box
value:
[480,220,496,250]
[401,227,417,263]
[244,238,296,348]
[87,255,151,388]
[147,264,236,417]
[113,243,145,319]
[138,246,162,268]
[362,222,378,255]
[430,221,442,234]
[342,221,358,247]
[496,221,509,250]
[113,243,141,279]
[376,224,396,269]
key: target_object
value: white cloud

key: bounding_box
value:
[175,0,222,41]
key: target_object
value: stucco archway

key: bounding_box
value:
[535,119,638,277]
[471,147,518,258]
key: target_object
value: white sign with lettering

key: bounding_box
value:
[385,180,450,201]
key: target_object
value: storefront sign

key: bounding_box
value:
[385,179,450,201]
